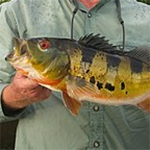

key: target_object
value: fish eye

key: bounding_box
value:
[39,39,50,50]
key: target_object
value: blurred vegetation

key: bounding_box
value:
[0,0,150,5]
[0,0,11,5]
[137,0,150,5]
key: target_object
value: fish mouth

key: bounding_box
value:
[5,51,15,61]
[5,37,31,62]
[5,45,30,62]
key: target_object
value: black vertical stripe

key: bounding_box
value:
[129,57,143,73]
[106,54,121,68]
[81,47,97,63]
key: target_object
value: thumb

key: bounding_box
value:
[14,72,39,89]
[15,71,28,79]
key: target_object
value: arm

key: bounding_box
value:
[0,3,51,122]
[1,72,51,116]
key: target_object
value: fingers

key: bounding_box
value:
[2,71,52,110]
[34,87,51,101]
[13,72,39,89]
[16,71,52,101]
[26,86,51,101]
[15,72,27,78]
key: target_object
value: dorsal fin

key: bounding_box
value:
[125,46,150,65]
[78,33,117,52]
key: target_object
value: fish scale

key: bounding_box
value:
[67,43,150,106]
[6,34,150,115]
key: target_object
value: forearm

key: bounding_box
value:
[0,3,35,122]
[0,72,51,123]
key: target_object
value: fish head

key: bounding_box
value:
[26,38,70,80]
[6,37,70,82]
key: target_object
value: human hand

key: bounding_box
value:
[1,72,51,110]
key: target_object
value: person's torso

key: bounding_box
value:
[4,0,150,149]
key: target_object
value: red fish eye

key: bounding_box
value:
[39,40,50,50]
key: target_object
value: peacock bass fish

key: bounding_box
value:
[6,34,150,115]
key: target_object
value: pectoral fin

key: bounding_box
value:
[137,97,150,113]
[62,92,82,116]
[66,75,100,101]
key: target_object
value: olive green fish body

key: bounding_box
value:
[68,46,150,105]
[6,34,150,115]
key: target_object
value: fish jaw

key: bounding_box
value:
[8,55,32,76]
[9,54,64,90]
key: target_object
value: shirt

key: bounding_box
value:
[0,0,150,149]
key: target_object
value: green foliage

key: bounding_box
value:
[137,0,150,5]
[0,0,11,5]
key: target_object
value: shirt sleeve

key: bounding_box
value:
[0,3,33,122]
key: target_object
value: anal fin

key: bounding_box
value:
[62,92,82,116]
[137,97,150,113]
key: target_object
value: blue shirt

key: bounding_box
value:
[0,0,150,149]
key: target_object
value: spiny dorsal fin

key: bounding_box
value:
[78,33,117,52]
[125,46,150,65]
